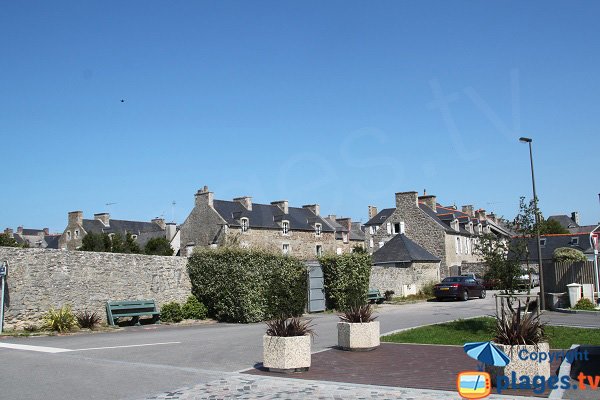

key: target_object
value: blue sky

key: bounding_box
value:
[2,1,599,233]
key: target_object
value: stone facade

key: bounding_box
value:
[369,262,440,296]
[0,247,191,330]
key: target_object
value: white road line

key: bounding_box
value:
[0,343,71,353]
[0,341,181,353]
[71,341,181,352]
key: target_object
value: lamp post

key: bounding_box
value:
[590,193,600,305]
[519,137,546,310]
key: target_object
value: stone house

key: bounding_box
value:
[364,191,510,278]
[180,186,337,259]
[58,211,179,253]
[321,215,365,254]
[3,227,61,249]
[370,233,441,296]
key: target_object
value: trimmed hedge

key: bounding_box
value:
[187,248,307,323]
[181,295,208,320]
[160,302,183,323]
[319,252,372,311]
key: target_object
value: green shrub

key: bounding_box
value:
[160,302,183,323]
[181,296,208,320]
[187,248,307,323]
[553,247,586,263]
[42,305,78,333]
[144,237,174,256]
[574,298,597,311]
[319,252,371,311]
[418,281,437,297]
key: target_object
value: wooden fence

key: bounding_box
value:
[542,261,598,293]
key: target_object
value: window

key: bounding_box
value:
[369,238,374,248]
[386,223,392,234]
[315,245,323,257]
[336,248,342,255]
[315,223,322,236]
[342,232,348,244]
[451,219,459,231]
[240,218,249,233]
[539,238,546,247]
[393,223,400,234]
[572,237,579,245]
[369,226,376,234]
[131,234,138,240]
[74,230,79,239]
[66,231,71,240]
[282,221,289,235]
[282,243,290,255]
[456,237,461,254]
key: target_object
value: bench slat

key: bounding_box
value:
[106,299,160,326]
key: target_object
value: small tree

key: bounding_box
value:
[144,237,174,256]
[475,233,523,294]
[80,232,108,252]
[0,233,20,247]
[539,219,568,235]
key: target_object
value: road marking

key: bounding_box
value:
[0,341,181,353]
[0,343,71,353]
[71,341,181,352]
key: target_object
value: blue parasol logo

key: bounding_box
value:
[463,341,511,368]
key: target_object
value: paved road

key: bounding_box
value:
[0,291,596,400]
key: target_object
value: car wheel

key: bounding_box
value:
[479,289,486,299]
[436,297,443,302]
[461,290,469,301]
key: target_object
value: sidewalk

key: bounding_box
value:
[145,374,542,400]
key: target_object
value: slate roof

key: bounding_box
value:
[21,228,45,235]
[44,235,60,249]
[350,222,365,241]
[512,233,596,261]
[364,208,395,226]
[81,218,165,248]
[548,215,579,229]
[212,200,334,232]
[372,234,440,264]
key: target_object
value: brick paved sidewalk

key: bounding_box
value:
[245,343,562,398]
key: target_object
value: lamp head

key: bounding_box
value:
[519,137,532,143]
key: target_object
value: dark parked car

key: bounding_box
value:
[434,276,486,301]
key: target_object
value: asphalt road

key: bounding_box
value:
[0,291,597,400]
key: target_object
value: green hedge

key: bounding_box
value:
[319,252,372,311]
[187,248,307,323]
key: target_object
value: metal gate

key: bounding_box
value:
[306,261,326,312]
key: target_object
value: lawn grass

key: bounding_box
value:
[381,316,600,349]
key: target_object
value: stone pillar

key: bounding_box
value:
[272,200,289,214]
[234,196,252,211]
[396,191,419,209]
[418,195,437,212]
[195,186,214,208]
[68,211,83,226]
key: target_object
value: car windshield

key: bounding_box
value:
[442,277,465,283]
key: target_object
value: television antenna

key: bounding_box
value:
[171,201,176,223]
[105,202,117,213]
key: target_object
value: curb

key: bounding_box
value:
[548,344,578,399]
[554,308,600,314]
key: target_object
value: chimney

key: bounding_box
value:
[195,186,214,208]
[475,209,486,221]
[336,217,352,231]
[368,205,378,219]
[396,191,419,210]
[4,228,13,236]
[302,204,320,216]
[234,196,252,211]
[17,226,23,234]
[43,228,49,235]
[418,195,437,212]
[328,214,336,221]
[165,222,177,241]
[94,213,110,227]
[68,211,83,226]
[152,217,166,230]
[461,205,474,217]
[271,200,289,214]
[571,211,580,225]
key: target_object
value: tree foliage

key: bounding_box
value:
[553,247,586,263]
[79,232,141,254]
[319,252,372,311]
[539,219,568,235]
[475,233,524,294]
[0,233,21,247]
[144,237,174,256]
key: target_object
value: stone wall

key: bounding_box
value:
[0,247,191,330]
[369,262,440,296]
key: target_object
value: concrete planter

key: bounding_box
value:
[337,321,380,351]
[262,334,311,372]
[485,342,551,386]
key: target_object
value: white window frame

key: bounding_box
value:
[240,218,249,233]
[315,245,323,257]
[282,243,290,255]
[369,238,374,248]
[66,231,71,240]
[74,230,79,239]
[386,223,392,234]
[456,237,461,254]
[342,232,349,244]
[572,237,579,245]
[315,223,322,237]
[539,238,546,247]
[369,226,375,235]
[131,234,138,240]
[282,220,289,235]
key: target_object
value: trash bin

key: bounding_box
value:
[567,283,582,308]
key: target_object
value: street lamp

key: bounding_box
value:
[519,137,546,310]
[589,193,600,305]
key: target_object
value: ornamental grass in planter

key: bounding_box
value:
[485,302,550,385]
[263,316,314,373]
[337,304,380,351]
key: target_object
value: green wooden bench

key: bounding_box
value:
[106,299,160,326]
[367,289,385,304]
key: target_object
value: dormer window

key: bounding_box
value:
[451,219,459,232]
[369,226,376,234]
[315,223,322,237]
[477,224,482,235]
[74,230,79,239]
[572,237,579,246]
[540,238,546,247]
[342,232,349,244]
[241,218,249,233]
[282,221,289,235]
[66,231,72,240]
